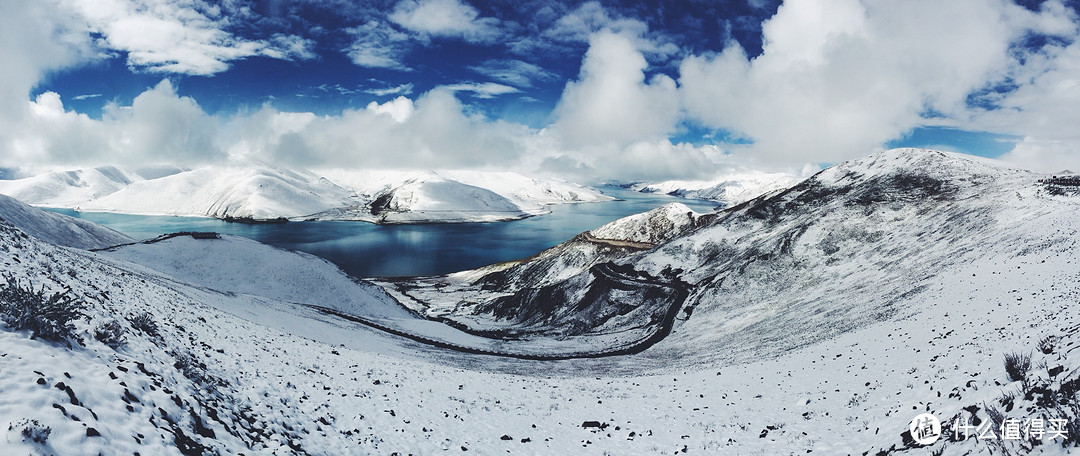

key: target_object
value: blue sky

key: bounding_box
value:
[3,0,1080,182]
[38,1,777,124]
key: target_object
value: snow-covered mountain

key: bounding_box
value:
[0,193,131,249]
[380,148,1080,452]
[0,167,147,208]
[310,173,534,224]
[624,168,802,207]
[314,169,613,223]
[587,201,700,244]
[392,149,1077,364]
[376,201,709,355]
[2,149,1079,455]
[0,166,612,224]
[82,166,356,221]
[319,169,612,209]
[438,169,613,209]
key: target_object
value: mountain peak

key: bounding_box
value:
[816,148,1020,186]
[589,202,700,245]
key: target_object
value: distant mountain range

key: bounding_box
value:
[0,166,613,223]
[618,168,803,207]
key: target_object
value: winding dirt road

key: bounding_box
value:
[311,263,690,361]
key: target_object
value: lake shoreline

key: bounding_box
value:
[46,186,719,279]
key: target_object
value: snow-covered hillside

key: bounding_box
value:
[588,201,700,244]
[0,194,131,249]
[95,234,406,319]
[2,149,1079,455]
[313,169,613,223]
[311,173,534,224]
[438,169,613,209]
[625,168,801,207]
[395,149,1078,366]
[320,169,612,209]
[82,166,356,221]
[0,167,147,208]
[0,166,612,224]
[382,148,1080,453]
[375,202,706,356]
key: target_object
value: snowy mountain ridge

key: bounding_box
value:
[0,165,613,224]
[385,147,1080,364]
[622,167,802,207]
[588,202,700,245]
[0,167,147,208]
[0,193,131,249]
[319,173,535,224]
[81,166,356,221]
[1,148,1079,455]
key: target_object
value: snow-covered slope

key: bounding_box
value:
[314,174,534,224]
[3,148,1079,455]
[374,202,705,356]
[320,169,612,208]
[315,169,614,223]
[387,147,1080,364]
[80,166,356,221]
[373,176,528,223]
[631,149,1043,365]
[1,166,612,224]
[588,201,699,244]
[439,170,614,209]
[0,167,146,208]
[627,168,801,207]
[95,233,408,319]
[0,194,131,249]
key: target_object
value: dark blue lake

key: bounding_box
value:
[48,187,718,278]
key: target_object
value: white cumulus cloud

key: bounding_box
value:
[389,0,502,43]
[541,1,679,56]
[4,0,1080,182]
[345,20,414,70]
[679,0,1080,167]
[366,96,415,123]
[551,30,680,149]
[63,0,315,75]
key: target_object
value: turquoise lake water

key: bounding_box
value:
[48,187,718,278]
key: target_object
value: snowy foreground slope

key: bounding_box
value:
[1,148,1079,455]
[0,194,131,249]
[0,166,612,223]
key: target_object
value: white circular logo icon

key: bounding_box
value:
[909,413,942,445]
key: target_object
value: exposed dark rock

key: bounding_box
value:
[1042,175,1080,195]
[369,190,395,216]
